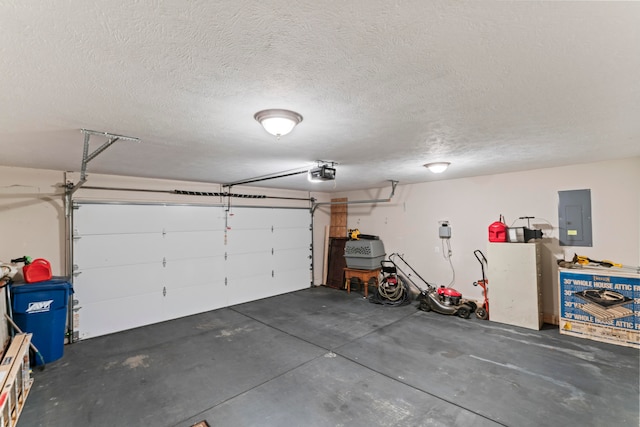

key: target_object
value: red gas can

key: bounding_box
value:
[23,258,53,283]
[488,215,507,242]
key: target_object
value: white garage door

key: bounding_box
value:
[72,203,311,340]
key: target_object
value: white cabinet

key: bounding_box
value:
[487,242,543,330]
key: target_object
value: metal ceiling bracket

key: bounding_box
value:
[68,129,141,194]
[311,180,398,214]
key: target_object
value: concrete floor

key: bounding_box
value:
[19,286,639,427]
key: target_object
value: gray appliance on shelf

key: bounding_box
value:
[344,237,386,270]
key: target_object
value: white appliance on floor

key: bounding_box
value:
[487,242,543,330]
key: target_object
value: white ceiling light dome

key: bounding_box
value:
[424,162,451,173]
[254,109,303,139]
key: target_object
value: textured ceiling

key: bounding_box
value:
[1,1,639,191]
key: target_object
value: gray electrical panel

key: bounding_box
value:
[558,189,592,247]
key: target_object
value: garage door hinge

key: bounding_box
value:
[271,225,274,232]
[162,228,166,237]
[271,248,274,255]
[272,270,274,278]
[72,265,82,276]
[162,257,167,267]
[163,286,166,296]
[225,277,228,286]
[225,252,227,260]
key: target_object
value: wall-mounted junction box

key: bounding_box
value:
[439,221,451,239]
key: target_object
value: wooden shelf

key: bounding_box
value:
[0,333,33,427]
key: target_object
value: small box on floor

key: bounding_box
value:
[559,268,639,348]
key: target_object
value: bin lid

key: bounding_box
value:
[10,278,73,294]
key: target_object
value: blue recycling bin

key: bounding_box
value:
[10,278,73,365]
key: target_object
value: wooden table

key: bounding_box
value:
[344,267,381,298]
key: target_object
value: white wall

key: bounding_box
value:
[0,167,331,286]
[332,157,640,320]
[0,167,66,273]
[2,158,638,321]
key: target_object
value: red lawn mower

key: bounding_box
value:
[388,253,477,318]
